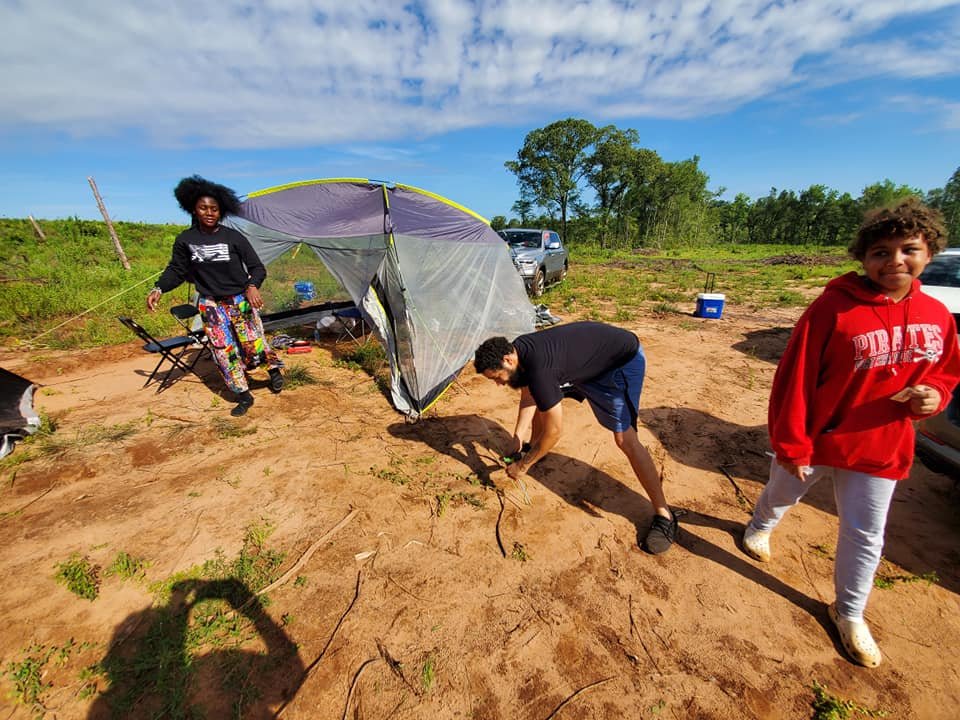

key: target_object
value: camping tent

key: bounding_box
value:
[1,367,40,459]
[224,179,535,418]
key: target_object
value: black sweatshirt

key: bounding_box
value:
[156,225,267,297]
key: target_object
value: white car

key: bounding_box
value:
[919,247,960,314]
[916,248,960,480]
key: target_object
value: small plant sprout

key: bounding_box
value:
[54,554,100,601]
[811,681,887,719]
[420,654,436,693]
[511,542,529,562]
[105,551,147,581]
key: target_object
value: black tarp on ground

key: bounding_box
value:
[1,367,40,458]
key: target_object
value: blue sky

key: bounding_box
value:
[1,1,958,225]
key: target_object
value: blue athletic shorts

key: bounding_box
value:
[575,347,646,432]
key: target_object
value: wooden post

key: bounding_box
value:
[27,215,46,241]
[87,176,130,270]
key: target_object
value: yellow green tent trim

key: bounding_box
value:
[394,182,490,224]
[246,177,370,199]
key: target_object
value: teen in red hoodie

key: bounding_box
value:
[742,198,960,668]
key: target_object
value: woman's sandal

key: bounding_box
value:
[828,603,882,668]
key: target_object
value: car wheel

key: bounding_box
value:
[531,268,545,297]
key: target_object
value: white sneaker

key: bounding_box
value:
[829,603,882,668]
[742,524,771,562]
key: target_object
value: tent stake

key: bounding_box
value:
[87,176,131,270]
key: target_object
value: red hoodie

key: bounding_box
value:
[769,271,960,480]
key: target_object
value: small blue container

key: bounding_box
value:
[294,281,315,301]
[695,292,725,319]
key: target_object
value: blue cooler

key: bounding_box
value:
[294,281,315,302]
[695,292,725,319]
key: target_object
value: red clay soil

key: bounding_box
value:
[0,302,958,719]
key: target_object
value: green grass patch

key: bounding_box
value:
[97,522,288,717]
[53,553,100,601]
[211,417,258,439]
[811,681,887,719]
[282,362,319,388]
[105,551,148,581]
[1,218,860,349]
[873,569,938,590]
[4,640,81,713]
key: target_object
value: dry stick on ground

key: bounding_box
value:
[543,676,614,720]
[628,594,662,674]
[386,574,425,602]
[376,639,420,695]
[3,483,56,515]
[275,570,363,718]
[495,494,508,557]
[241,508,359,611]
[718,464,749,508]
[342,657,379,720]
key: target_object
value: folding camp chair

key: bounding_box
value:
[333,305,369,346]
[117,316,204,392]
[169,303,213,361]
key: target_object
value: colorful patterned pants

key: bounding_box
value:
[199,294,282,395]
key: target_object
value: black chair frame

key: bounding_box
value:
[169,304,213,362]
[117,316,204,392]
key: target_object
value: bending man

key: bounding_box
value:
[474,321,678,554]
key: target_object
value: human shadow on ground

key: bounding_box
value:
[731,326,793,365]
[387,413,827,623]
[87,578,304,719]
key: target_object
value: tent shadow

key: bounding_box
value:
[87,578,304,719]
[387,413,828,620]
[730,326,793,364]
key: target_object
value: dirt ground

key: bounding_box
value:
[1,301,959,719]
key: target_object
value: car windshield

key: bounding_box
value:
[501,231,542,248]
[920,254,960,288]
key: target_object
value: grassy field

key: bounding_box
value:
[0,217,857,349]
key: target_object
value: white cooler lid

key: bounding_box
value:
[697,293,726,300]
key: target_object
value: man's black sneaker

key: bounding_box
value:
[268,368,284,393]
[231,392,254,417]
[643,511,679,554]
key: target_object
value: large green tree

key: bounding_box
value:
[505,118,599,241]
[586,125,639,249]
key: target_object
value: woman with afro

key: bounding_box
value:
[147,176,283,416]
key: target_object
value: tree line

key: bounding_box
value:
[496,118,960,250]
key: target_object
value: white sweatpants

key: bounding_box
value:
[748,460,898,621]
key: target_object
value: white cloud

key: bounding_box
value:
[0,0,958,147]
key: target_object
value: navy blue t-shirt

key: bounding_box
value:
[513,321,639,411]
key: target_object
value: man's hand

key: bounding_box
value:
[146,288,162,312]
[245,285,264,310]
